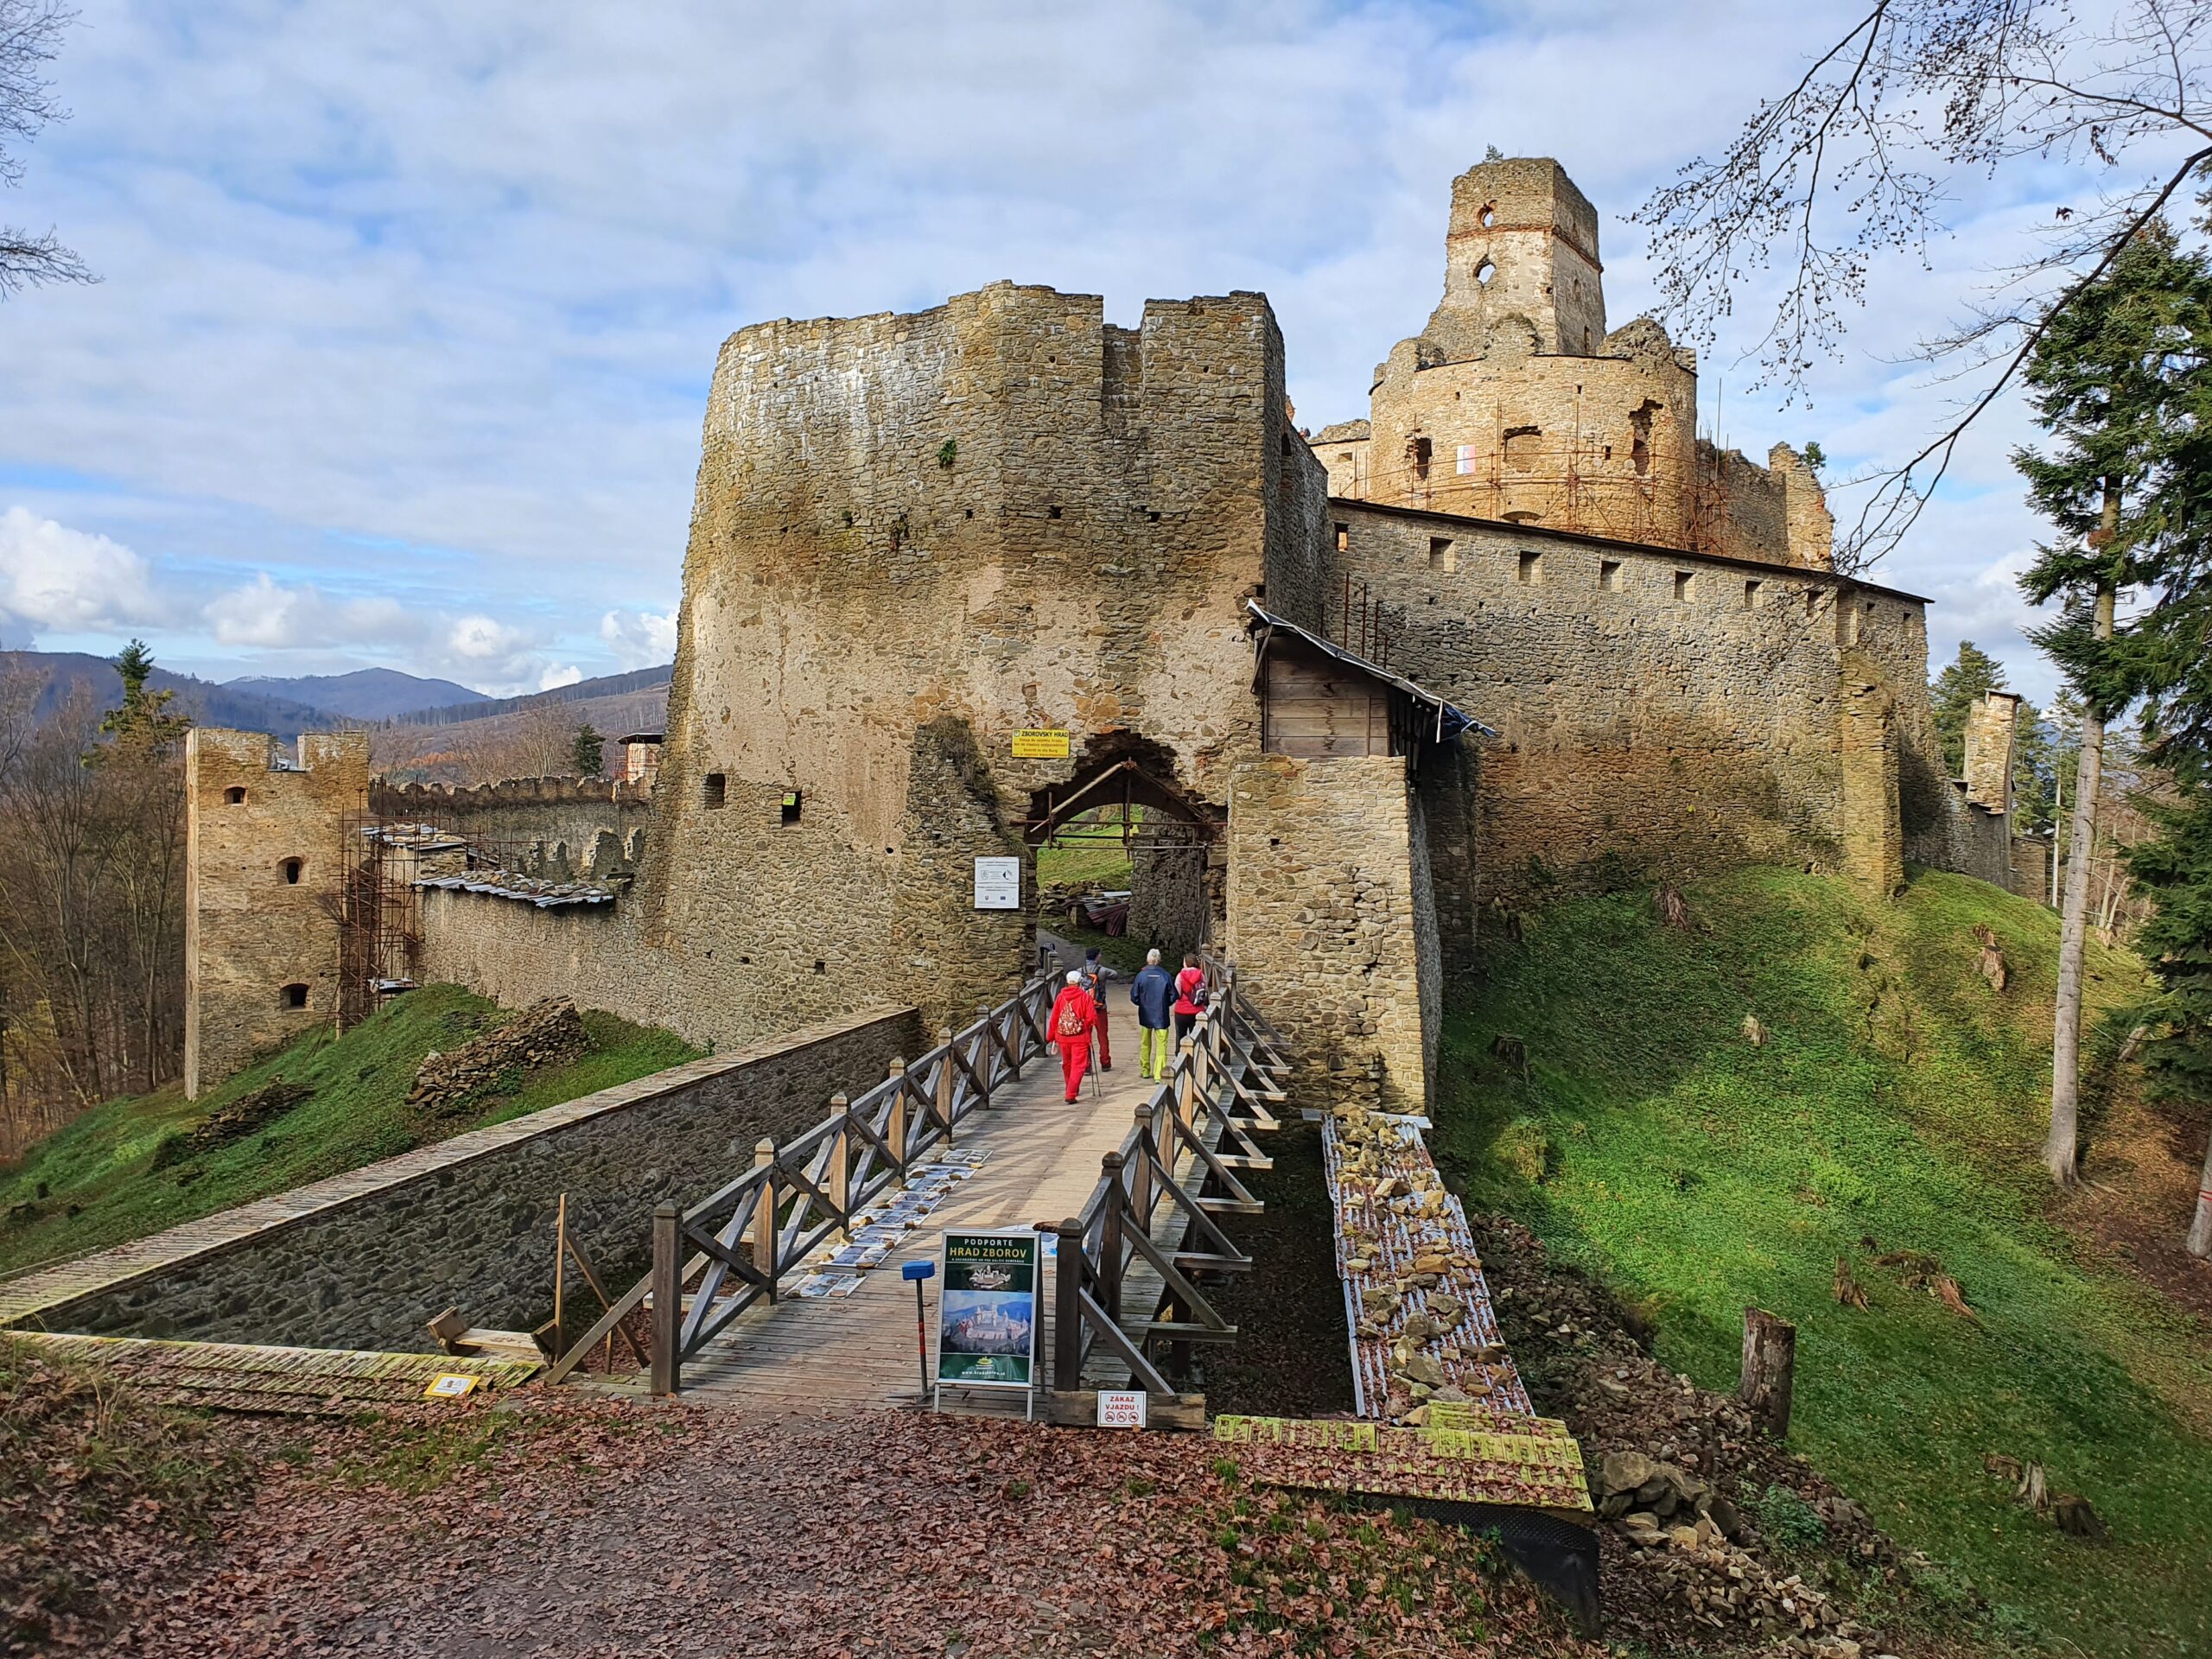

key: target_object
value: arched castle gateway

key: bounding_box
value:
[185,158,2024,1112]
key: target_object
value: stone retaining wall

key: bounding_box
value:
[3,1006,921,1353]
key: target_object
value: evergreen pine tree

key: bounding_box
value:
[571,722,604,777]
[1929,640,2009,777]
[2014,221,2211,1185]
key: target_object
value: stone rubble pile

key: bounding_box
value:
[1468,1211,1919,1657]
[408,998,589,1117]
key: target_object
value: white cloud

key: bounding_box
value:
[0,0,2166,701]
[0,505,168,635]
[538,663,582,690]
[599,608,677,670]
[203,572,410,649]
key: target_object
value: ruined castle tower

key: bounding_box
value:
[1316,156,1832,569]
[183,730,370,1097]
[617,282,1331,1039]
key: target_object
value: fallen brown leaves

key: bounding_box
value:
[1,1336,247,1655]
[89,1392,1597,1659]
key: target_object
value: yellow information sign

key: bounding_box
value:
[1011,728,1071,760]
[423,1372,481,1399]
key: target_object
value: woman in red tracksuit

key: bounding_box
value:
[1048,969,1099,1103]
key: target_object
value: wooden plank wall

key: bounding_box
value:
[1262,647,1394,759]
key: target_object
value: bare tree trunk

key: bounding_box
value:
[2048,545,2117,1185]
[2190,1128,2212,1260]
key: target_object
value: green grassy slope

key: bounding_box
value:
[0,987,696,1276]
[1440,867,2212,1657]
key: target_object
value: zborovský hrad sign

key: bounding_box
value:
[936,1229,1039,1391]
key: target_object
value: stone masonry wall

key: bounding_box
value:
[18,1007,921,1351]
[184,730,370,1098]
[372,777,652,862]
[1223,753,1435,1114]
[621,280,1328,1045]
[1328,504,1945,903]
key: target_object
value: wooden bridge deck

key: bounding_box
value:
[593,1031,1166,1414]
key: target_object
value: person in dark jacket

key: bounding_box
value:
[1128,948,1176,1080]
[1078,947,1114,1072]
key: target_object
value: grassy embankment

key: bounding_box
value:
[0,986,696,1276]
[1440,865,2212,1656]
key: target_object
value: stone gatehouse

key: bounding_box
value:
[185,156,2023,1116]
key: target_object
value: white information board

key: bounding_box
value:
[974,855,1020,911]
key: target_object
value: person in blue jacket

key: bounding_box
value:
[1128,948,1178,1081]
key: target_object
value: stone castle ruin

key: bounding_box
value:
[183,157,2031,1114]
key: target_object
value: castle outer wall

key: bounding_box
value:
[1325,503,1964,904]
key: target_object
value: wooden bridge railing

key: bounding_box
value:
[1049,961,1292,1397]
[544,972,1058,1390]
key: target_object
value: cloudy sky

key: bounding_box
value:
[0,0,2173,698]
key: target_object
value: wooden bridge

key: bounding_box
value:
[550,961,1289,1415]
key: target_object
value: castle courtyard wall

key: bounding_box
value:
[1326,503,1947,899]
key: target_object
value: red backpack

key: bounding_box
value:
[1057,992,1088,1039]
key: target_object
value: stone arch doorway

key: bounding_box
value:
[1023,735,1219,964]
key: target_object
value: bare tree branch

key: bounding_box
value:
[1633,0,2212,569]
[0,0,92,299]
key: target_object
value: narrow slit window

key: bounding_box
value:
[1599,559,1622,592]
[224,785,246,804]
[281,982,308,1010]
[1334,522,1350,553]
[1743,579,1762,610]
[1428,536,1455,572]
[781,791,803,826]
[1517,550,1541,586]
[1674,571,1693,602]
[1804,588,1820,619]
[702,772,727,810]
[281,857,303,885]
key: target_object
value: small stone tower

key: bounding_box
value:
[183,729,370,1098]
[1422,156,1606,360]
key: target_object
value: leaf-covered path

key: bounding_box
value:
[99,1397,1589,1659]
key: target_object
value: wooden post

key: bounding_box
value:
[1130,1104,1154,1226]
[829,1095,851,1240]
[936,1028,957,1135]
[552,1192,567,1358]
[1739,1307,1796,1438]
[887,1068,910,1184]
[1100,1152,1125,1324]
[1178,1036,1198,1137]
[886,1058,908,1160]
[752,1137,778,1299]
[650,1201,679,1396]
[1002,1003,1023,1081]
[1054,1216,1084,1390]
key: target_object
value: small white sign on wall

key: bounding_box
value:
[1096,1389,1147,1429]
[974,855,1021,911]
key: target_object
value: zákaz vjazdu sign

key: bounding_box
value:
[936,1229,1039,1391]
[1010,728,1071,760]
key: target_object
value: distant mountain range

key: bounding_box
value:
[8,651,338,738]
[4,652,674,744]
[226,667,492,721]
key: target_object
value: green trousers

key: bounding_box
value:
[1139,1025,1173,1079]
